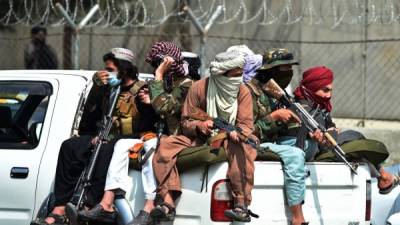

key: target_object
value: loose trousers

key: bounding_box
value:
[260,137,317,206]
[105,138,158,200]
[54,135,115,206]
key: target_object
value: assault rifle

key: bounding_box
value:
[263,79,358,174]
[66,85,121,224]
[188,107,259,150]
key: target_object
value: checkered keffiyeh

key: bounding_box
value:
[145,41,186,77]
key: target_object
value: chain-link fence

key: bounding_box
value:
[2,26,399,121]
[1,0,400,122]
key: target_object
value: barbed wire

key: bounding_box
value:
[0,0,400,28]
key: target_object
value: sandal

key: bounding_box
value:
[224,205,259,222]
[149,202,176,222]
[65,202,78,225]
[33,213,68,225]
[379,175,400,194]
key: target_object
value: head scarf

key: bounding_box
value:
[226,45,254,56]
[209,51,245,76]
[294,66,334,111]
[207,51,245,124]
[145,41,186,77]
[243,54,263,83]
[225,45,262,83]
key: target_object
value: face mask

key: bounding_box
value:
[108,72,121,87]
[273,70,293,89]
[315,95,331,102]
[255,73,270,84]
[255,68,293,89]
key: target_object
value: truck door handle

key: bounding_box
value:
[10,167,29,179]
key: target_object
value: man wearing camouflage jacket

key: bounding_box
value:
[245,48,315,225]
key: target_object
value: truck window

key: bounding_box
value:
[0,81,53,149]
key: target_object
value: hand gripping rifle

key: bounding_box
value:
[69,85,121,213]
[263,79,358,174]
[188,107,259,150]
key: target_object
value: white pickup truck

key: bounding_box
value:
[0,70,373,225]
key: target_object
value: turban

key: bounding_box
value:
[145,41,186,77]
[300,66,333,92]
[226,45,255,56]
[225,45,262,83]
[294,66,334,111]
[209,51,245,76]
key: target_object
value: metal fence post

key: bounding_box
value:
[360,0,369,126]
[55,3,99,70]
[183,5,222,76]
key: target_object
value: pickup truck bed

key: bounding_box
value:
[127,161,371,225]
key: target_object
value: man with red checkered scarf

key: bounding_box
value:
[77,42,196,225]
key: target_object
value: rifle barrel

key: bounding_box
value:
[290,98,357,174]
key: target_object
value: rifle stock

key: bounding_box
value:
[187,107,259,150]
[263,79,358,174]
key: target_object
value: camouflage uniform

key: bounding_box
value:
[247,78,286,142]
[148,75,193,135]
[247,49,309,207]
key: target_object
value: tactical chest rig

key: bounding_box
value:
[112,80,146,136]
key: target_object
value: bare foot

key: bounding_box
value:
[143,200,155,213]
[99,202,114,212]
[290,204,305,225]
[292,218,306,225]
[44,206,65,224]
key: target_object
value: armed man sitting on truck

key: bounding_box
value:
[293,66,398,195]
[150,50,259,223]
[243,47,316,225]
[77,42,197,225]
[34,48,156,225]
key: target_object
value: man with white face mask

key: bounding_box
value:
[150,51,258,223]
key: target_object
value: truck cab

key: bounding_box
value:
[0,70,95,225]
[0,70,372,225]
